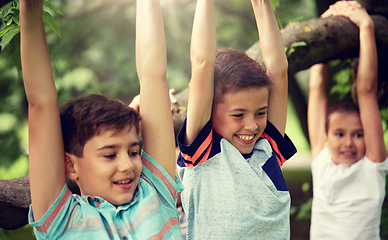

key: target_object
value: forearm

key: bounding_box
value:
[308,63,329,158]
[20,0,57,107]
[190,0,216,68]
[135,0,167,81]
[357,22,377,95]
[251,0,287,77]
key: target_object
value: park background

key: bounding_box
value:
[0,0,387,239]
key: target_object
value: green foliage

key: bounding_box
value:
[0,0,62,51]
[0,1,20,50]
[329,59,353,100]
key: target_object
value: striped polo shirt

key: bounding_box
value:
[28,151,184,240]
[177,119,296,239]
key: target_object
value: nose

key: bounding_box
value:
[344,135,354,148]
[245,116,258,131]
[118,154,135,173]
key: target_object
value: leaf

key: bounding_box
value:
[43,1,63,15]
[11,14,19,25]
[0,24,13,37]
[287,48,295,57]
[270,0,280,8]
[0,1,16,19]
[291,41,307,48]
[0,25,19,50]
[42,11,61,38]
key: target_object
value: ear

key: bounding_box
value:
[65,152,78,181]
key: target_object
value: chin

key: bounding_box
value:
[238,147,254,155]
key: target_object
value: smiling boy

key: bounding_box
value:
[22,0,183,239]
[176,0,296,239]
[308,1,388,239]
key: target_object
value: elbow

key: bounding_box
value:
[27,91,58,109]
[190,51,215,69]
[266,58,288,78]
[357,79,377,97]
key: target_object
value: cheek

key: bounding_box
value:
[134,159,143,173]
[327,139,339,152]
[257,117,267,129]
[356,139,366,153]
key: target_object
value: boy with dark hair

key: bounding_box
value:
[308,1,388,239]
[21,0,183,239]
[177,0,296,238]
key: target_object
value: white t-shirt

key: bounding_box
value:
[310,147,388,240]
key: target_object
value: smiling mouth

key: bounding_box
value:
[114,179,134,190]
[340,150,357,157]
[115,180,131,184]
[236,134,256,142]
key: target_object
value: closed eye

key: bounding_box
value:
[129,151,139,157]
[104,154,117,159]
[256,110,267,117]
[232,113,244,119]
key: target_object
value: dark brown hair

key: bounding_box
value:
[60,94,141,157]
[326,102,360,133]
[213,48,273,108]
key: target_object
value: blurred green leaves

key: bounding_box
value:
[0,0,62,51]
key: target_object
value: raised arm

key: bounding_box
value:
[322,1,386,162]
[251,0,288,135]
[20,0,65,221]
[308,63,329,158]
[352,5,386,162]
[329,1,386,162]
[185,0,216,145]
[135,0,176,177]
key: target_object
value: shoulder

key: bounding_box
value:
[177,118,222,167]
[141,151,183,203]
[261,121,297,166]
[29,185,81,238]
[362,155,388,172]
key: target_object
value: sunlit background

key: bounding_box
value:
[1,0,387,239]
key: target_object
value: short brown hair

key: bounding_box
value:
[326,102,360,133]
[213,48,273,108]
[60,94,141,157]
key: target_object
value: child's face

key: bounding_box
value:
[326,112,365,165]
[75,125,142,206]
[212,87,268,154]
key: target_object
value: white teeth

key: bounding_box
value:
[238,135,254,141]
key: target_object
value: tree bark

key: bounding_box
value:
[0,174,30,230]
[1,12,388,231]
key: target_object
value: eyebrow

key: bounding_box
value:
[97,142,140,151]
[228,106,268,112]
